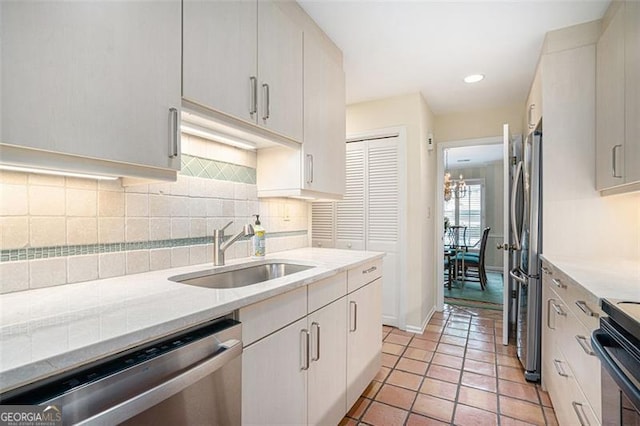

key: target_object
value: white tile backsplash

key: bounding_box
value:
[66,217,98,245]
[1,217,29,249]
[125,193,149,217]
[29,186,65,216]
[29,258,67,289]
[99,253,126,279]
[66,189,96,216]
[29,217,66,247]
[0,184,28,216]
[0,261,29,293]
[98,217,125,243]
[126,251,149,275]
[68,255,99,284]
[1,150,310,292]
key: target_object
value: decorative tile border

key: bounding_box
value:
[0,231,308,262]
[180,154,256,184]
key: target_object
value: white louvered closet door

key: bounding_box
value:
[335,143,366,250]
[365,138,402,326]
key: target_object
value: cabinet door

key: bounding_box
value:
[182,0,257,124]
[1,1,181,171]
[346,278,382,410]
[242,317,307,425]
[257,0,303,142]
[596,4,626,189]
[303,32,346,195]
[308,297,347,426]
[625,1,640,184]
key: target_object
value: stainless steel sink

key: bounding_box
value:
[169,262,314,289]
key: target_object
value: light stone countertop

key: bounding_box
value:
[540,254,640,301]
[0,248,384,393]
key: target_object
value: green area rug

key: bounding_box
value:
[444,272,504,311]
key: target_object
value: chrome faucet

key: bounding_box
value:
[213,221,255,266]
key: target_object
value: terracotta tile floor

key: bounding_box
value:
[340,304,557,426]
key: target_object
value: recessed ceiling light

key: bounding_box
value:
[464,74,485,83]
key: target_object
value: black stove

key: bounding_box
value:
[592,299,640,425]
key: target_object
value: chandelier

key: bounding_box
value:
[444,151,467,202]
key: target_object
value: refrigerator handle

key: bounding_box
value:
[509,267,527,284]
[510,160,523,251]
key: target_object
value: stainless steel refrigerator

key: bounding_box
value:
[510,123,542,382]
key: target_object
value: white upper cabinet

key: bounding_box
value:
[0,1,181,182]
[182,0,303,144]
[257,0,304,142]
[303,31,346,197]
[624,1,640,185]
[525,62,543,132]
[182,0,257,123]
[256,22,346,199]
[596,1,640,194]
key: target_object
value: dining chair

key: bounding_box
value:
[454,227,491,290]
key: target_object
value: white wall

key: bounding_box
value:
[541,22,640,262]
[435,104,524,143]
[347,92,436,332]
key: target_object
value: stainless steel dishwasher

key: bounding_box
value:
[0,317,242,425]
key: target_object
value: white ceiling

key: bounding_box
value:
[298,0,610,115]
[446,144,503,168]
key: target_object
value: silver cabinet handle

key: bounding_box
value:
[575,301,598,318]
[249,76,257,116]
[575,335,595,356]
[547,299,555,330]
[572,402,590,426]
[363,266,377,274]
[552,278,566,289]
[169,107,179,158]
[541,266,552,275]
[553,359,568,377]
[349,301,358,332]
[311,322,320,362]
[300,329,310,371]
[612,144,623,178]
[262,83,270,121]
[551,302,567,317]
[528,104,535,128]
[79,339,242,425]
[306,154,314,184]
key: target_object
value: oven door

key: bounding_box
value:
[592,328,640,425]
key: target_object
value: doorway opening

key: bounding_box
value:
[436,138,506,313]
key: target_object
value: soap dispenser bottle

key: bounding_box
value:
[252,214,266,257]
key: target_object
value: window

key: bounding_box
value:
[444,179,484,248]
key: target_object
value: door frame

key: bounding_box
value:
[346,126,407,330]
[435,136,503,312]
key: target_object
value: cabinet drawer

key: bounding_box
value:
[543,345,600,426]
[347,259,382,293]
[308,272,347,314]
[239,286,307,346]
[558,308,602,419]
[541,262,603,330]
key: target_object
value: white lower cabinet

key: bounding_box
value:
[346,278,382,409]
[308,297,347,426]
[242,317,308,425]
[541,260,604,425]
[241,264,381,425]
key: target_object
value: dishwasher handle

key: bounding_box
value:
[78,339,243,425]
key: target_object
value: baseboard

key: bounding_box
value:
[404,305,437,334]
[382,315,398,328]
